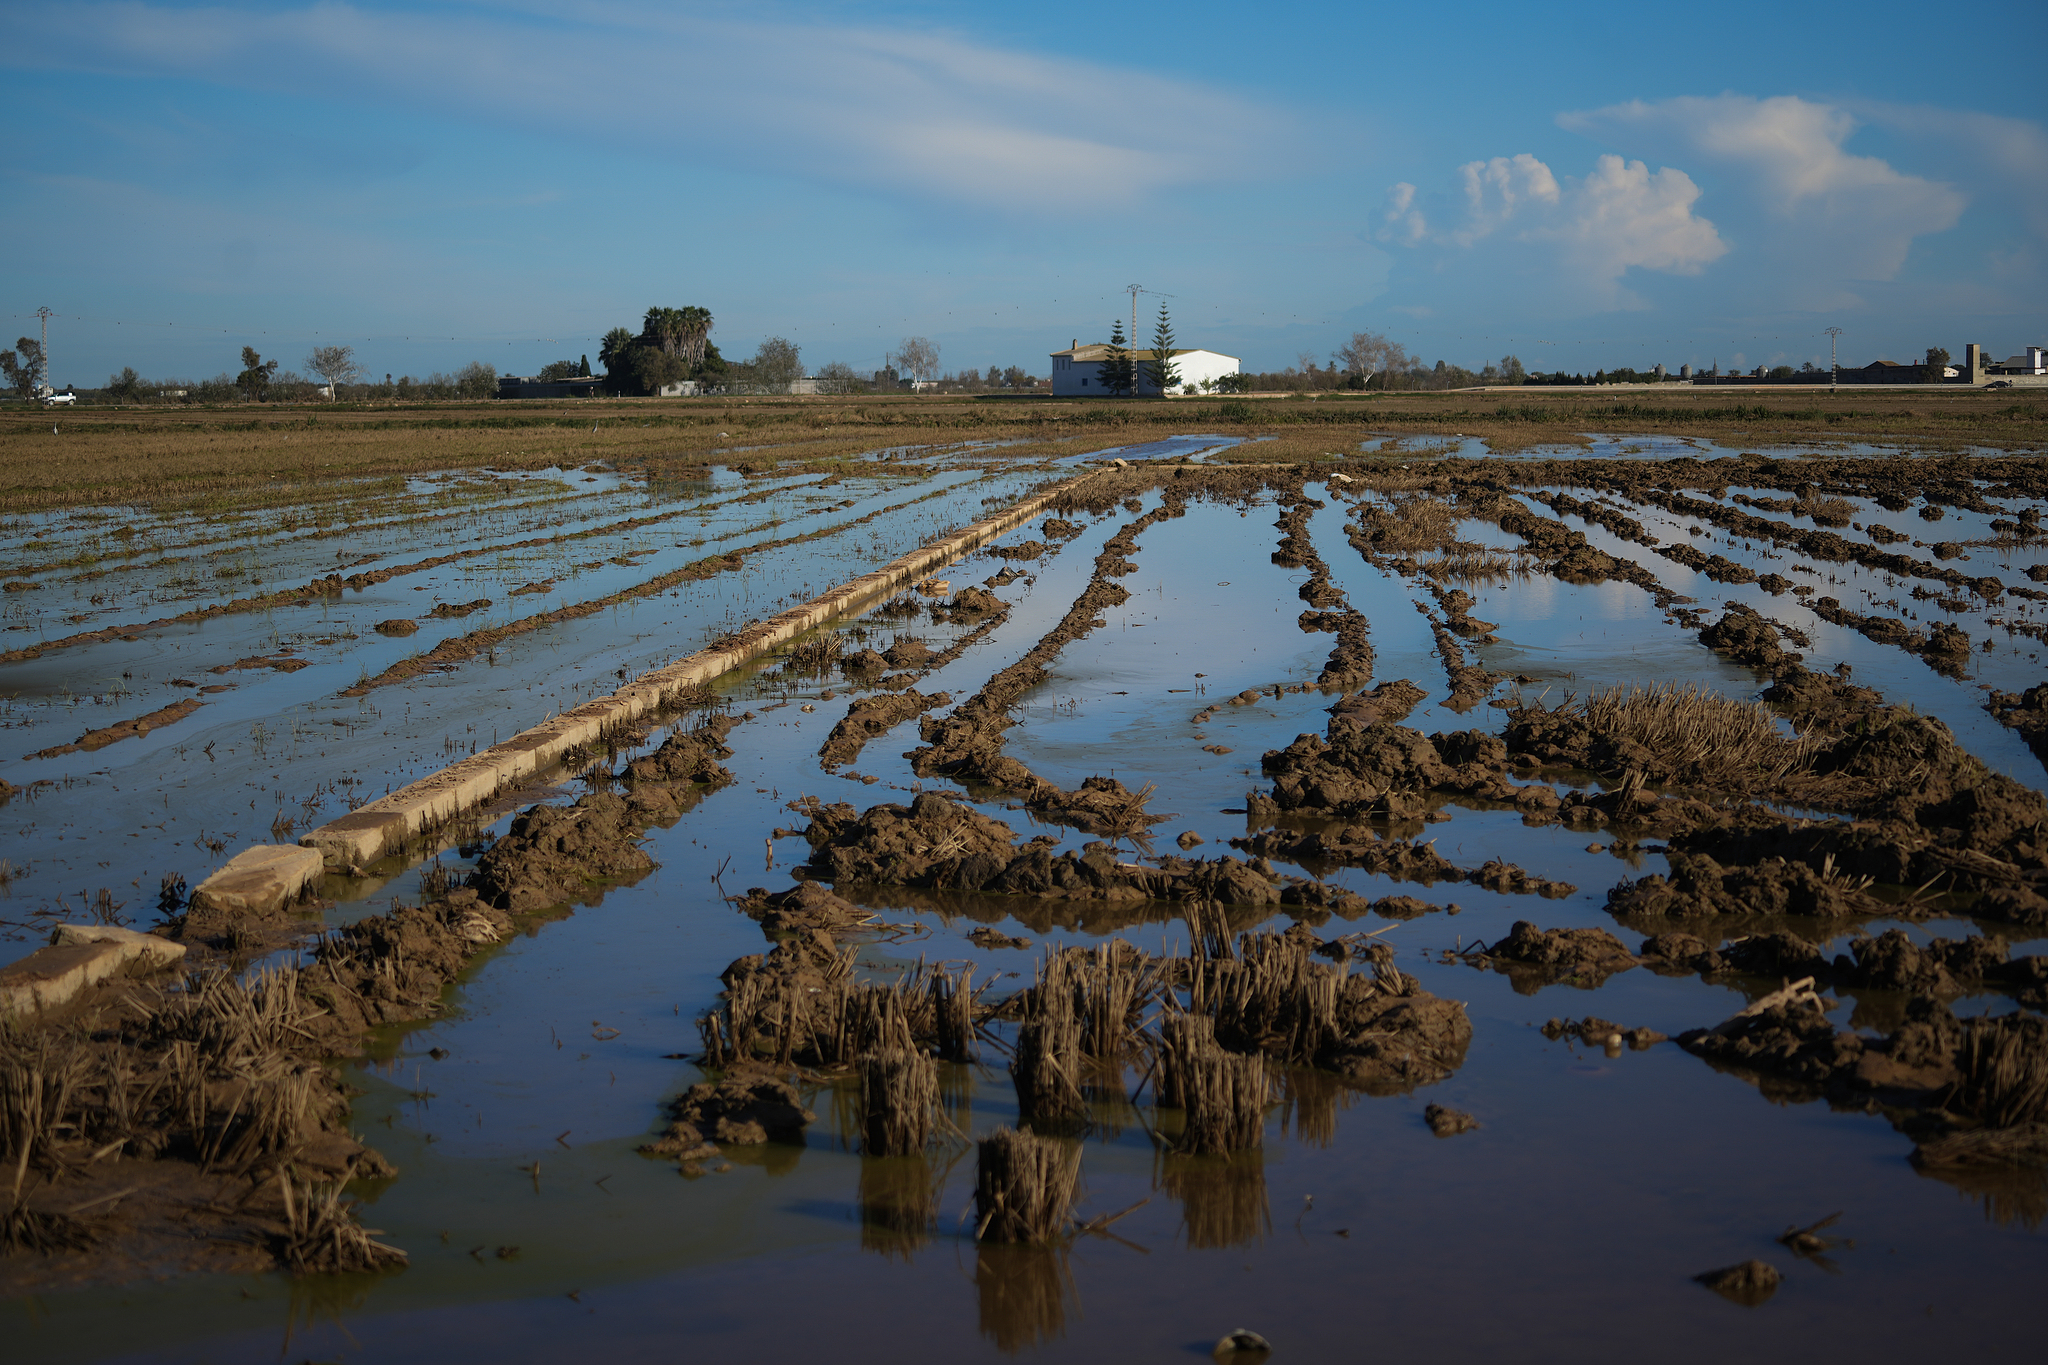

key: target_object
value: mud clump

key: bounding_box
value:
[882,637,937,668]
[933,586,1006,621]
[798,792,1022,889]
[1424,1103,1478,1137]
[1040,518,1081,540]
[1324,968,1473,1093]
[1695,1259,1782,1306]
[1698,604,1802,672]
[28,696,207,760]
[469,792,660,913]
[841,646,887,675]
[1252,719,1526,823]
[373,618,418,637]
[740,881,870,936]
[1327,679,1427,730]
[1469,921,1637,991]
[820,689,950,769]
[986,539,1047,561]
[1541,1016,1667,1049]
[969,926,1032,950]
[1609,851,1889,923]
[643,1076,816,1154]
[426,598,492,619]
[622,716,736,787]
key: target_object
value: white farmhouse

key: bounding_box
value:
[1049,340,1239,397]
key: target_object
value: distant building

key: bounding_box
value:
[1678,364,1692,380]
[498,374,604,399]
[1049,340,1239,397]
[1993,346,2047,376]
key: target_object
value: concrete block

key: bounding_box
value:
[0,927,186,1015]
[190,843,325,915]
[50,923,187,966]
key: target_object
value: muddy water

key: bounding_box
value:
[8,464,2046,1363]
[0,460,1055,961]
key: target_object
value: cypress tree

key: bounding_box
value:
[1101,321,1134,397]
[1143,304,1181,396]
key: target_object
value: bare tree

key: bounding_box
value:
[893,336,940,384]
[1336,330,1412,389]
[306,345,361,399]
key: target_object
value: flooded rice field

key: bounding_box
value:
[4,439,2047,1363]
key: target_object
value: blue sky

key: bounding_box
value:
[4,1,2044,387]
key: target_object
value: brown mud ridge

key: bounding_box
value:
[1246,681,1570,825]
[1270,480,1375,689]
[793,791,1369,912]
[908,487,1191,831]
[1986,684,2048,767]
[1555,607,2048,932]
[0,476,829,668]
[26,696,205,760]
[818,567,1049,770]
[1675,977,2048,1206]
[1,707,746,1291]
[1640,925,2047,1007]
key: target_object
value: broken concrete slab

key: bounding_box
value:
[0,927,187,1016]
[190,844,325,916]
[50,923,188,965]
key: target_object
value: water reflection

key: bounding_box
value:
[974,1242,1076,1353]
[857,1154,944,1260]
[1158,1150,1271,1250]
[1277,1067,1356,1149]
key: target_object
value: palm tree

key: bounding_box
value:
[679,306,713,369]
[599,327,636,374]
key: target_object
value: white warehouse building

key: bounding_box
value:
[1049,340,1239,397]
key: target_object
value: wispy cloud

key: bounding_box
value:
[9,2,1294,211]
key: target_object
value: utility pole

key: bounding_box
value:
[1825,326,1843,395]
[34,306,53,396]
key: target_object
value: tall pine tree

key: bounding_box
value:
[1143,303,1181,396]
[1100,320,1135,397]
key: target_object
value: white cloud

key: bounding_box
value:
[7,2,1294,212]
[1559,94,1965,281]
[1378,150,1724,309]
[1451,154,1558,245]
